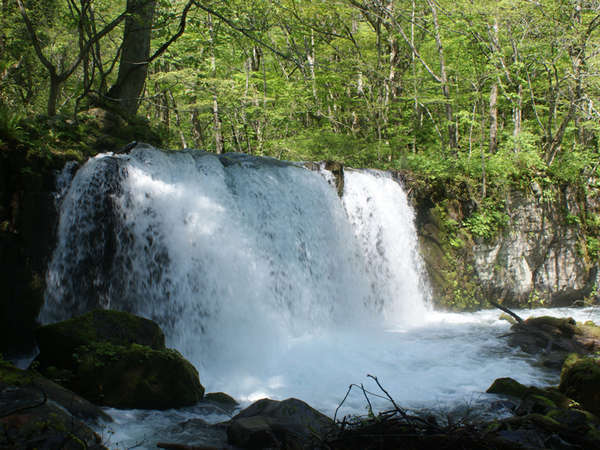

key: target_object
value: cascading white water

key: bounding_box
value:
[342,169,430,323]
[42,146,600,448]
[43,145,433,405]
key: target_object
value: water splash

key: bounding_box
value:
[43,147,429,378]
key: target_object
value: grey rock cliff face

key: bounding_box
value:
[473,186,596,306]
[412,181,600,309]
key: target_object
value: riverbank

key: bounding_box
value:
[2,308,600,449]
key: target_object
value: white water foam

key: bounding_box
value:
[42,146,600,448]
[43,146,431,399]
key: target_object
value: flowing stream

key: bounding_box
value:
[42,145,600,448]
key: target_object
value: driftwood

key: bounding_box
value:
[328,376,520,450]
[488,299,523,323]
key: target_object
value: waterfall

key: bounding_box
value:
[42,145,430,402]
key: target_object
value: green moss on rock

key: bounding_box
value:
[35,310,204,409]
[486,377,529,399]
[72,342,204,409]
[36,309,165,371]
[560,354,600,416]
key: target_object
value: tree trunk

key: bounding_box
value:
[489,82,498,153]
[427,0,455,148]
[107,0,156,116]
[47,74,61,117]
[208,13,224,154]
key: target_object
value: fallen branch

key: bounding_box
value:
[488,299,524,323]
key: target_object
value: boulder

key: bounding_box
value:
[0,385,107,450]
[0,360,107,449]
[0,358,110,423]
[36,309,165,371]
[70,342,204,409]
[227,398,334,449]
[484,374,600,448]
[35,310,204,410]
[486,377,528,399]
[560,354,600,416]
[506,316,600,368]
[203,392,239,414]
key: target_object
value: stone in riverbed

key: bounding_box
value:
[0,359,107,449]
[0,358,110,423]
[560,353,600,416]
[71,342,204,409]
[486,377,528,399]
[35,308,165,371]
[227,398,334,449]
[203,391,239,413]
[35,310,204,410]
[506,316,600,369]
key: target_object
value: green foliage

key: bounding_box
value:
[0,104,25,143]
[527,290,547,308]
[463,200,509,241]
[586,237,600,261]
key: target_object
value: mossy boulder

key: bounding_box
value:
[486,377,529,399]
[0,358,110,423]
[0,386,106,450]
[36,309,165,371]
[70,342,204,409]
[507,316,600,368]
[35,310,204,409]
[0,359,107,449]
[560,354,600,416]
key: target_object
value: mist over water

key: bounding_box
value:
[42,146,600,435]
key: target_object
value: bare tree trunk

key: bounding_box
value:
[307,29,319,114]
[427,0,455,148]
[208,13,224,154]
[190,108,205,148]
[47,74,61,117]
[489,82,498,153]
[168,90,187,149]
[513,83,522,149]
[108,0,156,116]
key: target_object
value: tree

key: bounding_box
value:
[106,0,157,116]
[16,0,127,116]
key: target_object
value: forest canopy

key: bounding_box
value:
[2,0,600,195]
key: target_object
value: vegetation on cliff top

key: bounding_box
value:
[2,0,600,316]
[2,1,599,188]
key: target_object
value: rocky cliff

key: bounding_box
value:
[412,179,600,309]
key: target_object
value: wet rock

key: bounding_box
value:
[324,161,344,197]
[203,392,239,414]
[559,354,600,416]
[506,316,600,366]
[35,311,204,410]
[485,373,600,449]
[36,309,166,371]
[0,359,110,423]
[64,342,204,410]
[0,361,107,449]
[487,377,528,399]
[227,398,334,449]
[0,386,107,450]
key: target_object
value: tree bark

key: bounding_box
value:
[489,82,498,154]
[208,13,224,154]
[107,0,156,116]
[426,0,455,149]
